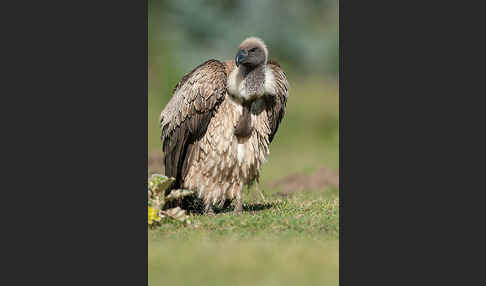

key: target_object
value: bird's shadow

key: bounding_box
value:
[178,196,276,215]
[217,201,275,214]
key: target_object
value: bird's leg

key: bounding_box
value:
[255,177,265,202]
[234,195,243,214]
[204,204,215,216]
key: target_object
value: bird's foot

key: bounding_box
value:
[205,207,215,216]
[234,199,243,214]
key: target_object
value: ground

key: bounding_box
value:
[148,77,339,286]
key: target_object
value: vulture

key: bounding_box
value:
[160,37,289,214]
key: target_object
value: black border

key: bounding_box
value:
[8,1,149,284]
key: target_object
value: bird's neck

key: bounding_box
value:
[243,64,265,82]
[228,64,266,103]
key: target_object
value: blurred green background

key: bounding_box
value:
[149,0,339,285]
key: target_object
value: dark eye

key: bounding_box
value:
[249,48,257,52]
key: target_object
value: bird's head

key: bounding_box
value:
[235,37,268,69]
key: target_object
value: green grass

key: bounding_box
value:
[150,190,338,241]
[149,191,339,286]
[148,76,339,286]
[149,239,338,286]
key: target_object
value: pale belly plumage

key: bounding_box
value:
[183,95,271,208]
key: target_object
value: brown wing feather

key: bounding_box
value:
[160,59,227,192]
[265,60,289,143]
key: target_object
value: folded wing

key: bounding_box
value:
[160,59,227,191]
[265,60,289,143]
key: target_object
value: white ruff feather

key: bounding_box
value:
[228,66,275,100]
[227,67,248,100]
[264,67,276,95]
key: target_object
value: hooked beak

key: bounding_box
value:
[235,49,248,67]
